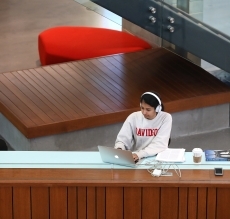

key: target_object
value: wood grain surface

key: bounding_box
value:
[1,48,230,138]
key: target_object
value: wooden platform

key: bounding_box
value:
[0,48,230,139]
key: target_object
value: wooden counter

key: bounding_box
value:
[0,167,230,219]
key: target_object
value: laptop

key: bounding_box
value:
[98,145,136,167]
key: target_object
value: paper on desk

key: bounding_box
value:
[156,148,186,162]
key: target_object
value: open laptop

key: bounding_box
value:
[98,145,136,167]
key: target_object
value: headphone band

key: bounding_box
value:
[141,92,161,106]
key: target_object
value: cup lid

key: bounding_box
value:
[192,148,203,153]
[192,148,203,157]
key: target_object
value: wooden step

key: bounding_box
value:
[1,48,230,138]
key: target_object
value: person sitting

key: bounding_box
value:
[114,91,172,163]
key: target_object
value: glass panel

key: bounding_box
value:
[161,0,230,84]
[1,151,230,169]
[198,0,230,36]
[73,0,230,81]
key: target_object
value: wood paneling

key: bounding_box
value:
[142,187,160,219]
[216,188,230,219]
[87,187,96,219]
[0,187,13,219]
[96,187,106,219]
[178,188,188,219]
[106,187,123,219]
[1,49,230,138]
[0,169,230,218]
[13,187,31,219]
[124,187,142,219]
[77,187,87,219]
[31,187,49,219]
[197,188,207,219]
[161,187,179,219]
[207,188,216,219]
[188,188,197,219]
[67,187,77,219]
[50,187,67,219]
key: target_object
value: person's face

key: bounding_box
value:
[140,101,157,120]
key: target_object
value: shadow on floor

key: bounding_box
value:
[0,139,8,151]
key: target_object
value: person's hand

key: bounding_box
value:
[132,153,139,163]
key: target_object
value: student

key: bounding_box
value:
[114,91,172,162]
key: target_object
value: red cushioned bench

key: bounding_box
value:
[38,26,152,65]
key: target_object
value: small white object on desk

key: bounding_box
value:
[152,169,162,177]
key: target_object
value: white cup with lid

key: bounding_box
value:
[192,148,203,163]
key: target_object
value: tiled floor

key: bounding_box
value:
[0,0,121,74]
[0,0,229,151]
[170,128,230,151]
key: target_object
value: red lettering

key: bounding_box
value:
[147,129,153,136]
[136,128,159,136]
[140,129,145,136]
[136,128,141,136]
[153,129,158,136]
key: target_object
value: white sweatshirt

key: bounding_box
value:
[115,111,172,159]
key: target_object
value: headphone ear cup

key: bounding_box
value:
[156,105,162,112]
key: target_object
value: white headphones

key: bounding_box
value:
[141,92,162,112]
